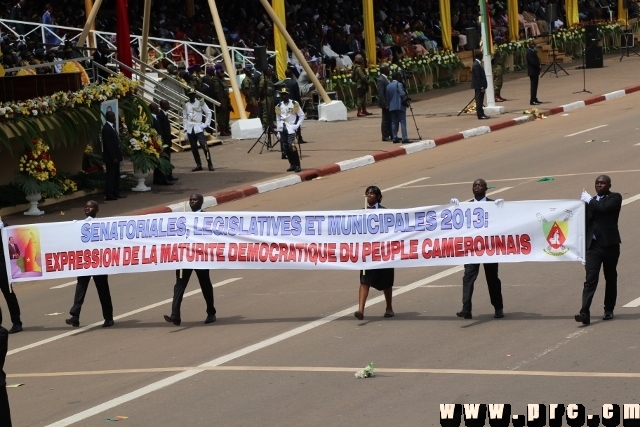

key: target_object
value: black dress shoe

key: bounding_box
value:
[287,165,296,172]
[574,313,590,325]
[102,319,115,328]
[205,314,217,324]
[494,309,504,319]
[192,165,203,172]
[208,164,214,171]
[163,315,181,326]
[603,312,614,320]
[456,311,472,319]
[294,166,301,172]
[8,323,23,334]
[65,317,80,327]
[401,139,411,143]
[169,176,179,181]
[298,139,308,144]
[478,115,490,120]
[530,101,541,105]
[117,194,127,198]
[392,139,401,143]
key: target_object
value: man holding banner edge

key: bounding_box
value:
[451,179,505,319]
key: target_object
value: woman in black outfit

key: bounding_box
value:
[354,186,395,320]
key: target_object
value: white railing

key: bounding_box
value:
[0,18,275,69]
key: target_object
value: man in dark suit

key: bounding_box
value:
[7,238,19,260]
[451,179,505,319]
[92,43,110,82]
[102,110,126,201]
[164,194,217,326]
[0,307,12,426]
[526,41,542,105]
[471,51,490,120]
[376,64,392,141]
[283,69,306,144]
[158,100,177,182]
[150,103,173,186]
[66,201,115,328]
[575,175,622,325]
[0,220,22,334]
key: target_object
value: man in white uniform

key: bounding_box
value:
[276,88,305,173]
[182,90,213,172]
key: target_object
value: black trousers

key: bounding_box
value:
[170,269,216,319]
[529,75,539,102]
[187,130,212,167]
[381,107,392,139]
[280,128,300,167]
[69,275,113,321]
[0,272,21,326]
[474,89,485,118]
[0,326,11,427]
[104,160,121,199]
[580,241,619,315]
[461,263,503,312]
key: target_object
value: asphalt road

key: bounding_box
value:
[4,94,640,426]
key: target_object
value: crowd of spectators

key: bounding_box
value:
[1,0,635,76]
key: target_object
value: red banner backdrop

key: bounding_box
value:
[116,0,132,77]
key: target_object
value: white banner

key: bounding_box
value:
[1,200,585,283]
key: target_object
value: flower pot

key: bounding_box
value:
[24,192,44,216]
[132,168,151,192]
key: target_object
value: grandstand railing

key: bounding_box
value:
[0,18,275,69]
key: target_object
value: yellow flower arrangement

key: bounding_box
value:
[120,116,171,174]
[19,138,57,182]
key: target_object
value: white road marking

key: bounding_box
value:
[382,177,430,192]
[509,330,590,371]
[564,125,608,137]
[8,278,242,357]
[623,297,640,308]
[45,266,463,426]
[449,187,514,202]
[403,169,640,189]
[50,280,77,289]
[15,364,640,379]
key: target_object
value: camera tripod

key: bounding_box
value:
[620,29,640,61]
[405,99,422,140]
[247,125,280,154]
[541,34,569,78]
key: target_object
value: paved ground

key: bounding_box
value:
[2,51,639,225]
[2,52,640,426]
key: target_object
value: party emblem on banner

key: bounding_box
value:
[536,210,573,257]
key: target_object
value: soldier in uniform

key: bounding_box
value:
[353,54,372,117]
[189,64,203,92]
[276,88,304,173]
[211,63,232,136]
[183,90,214,171]
[241,65,259,118]
[492,40,507,102]
[258,65,276,130]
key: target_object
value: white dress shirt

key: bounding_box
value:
[182,100,212,134]
[276,100,305,134]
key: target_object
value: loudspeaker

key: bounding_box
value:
[465,27,479,50]
[545,4,558,24]
[585,45,603,68]
[254,46,268,72]
[584,24,600,46]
